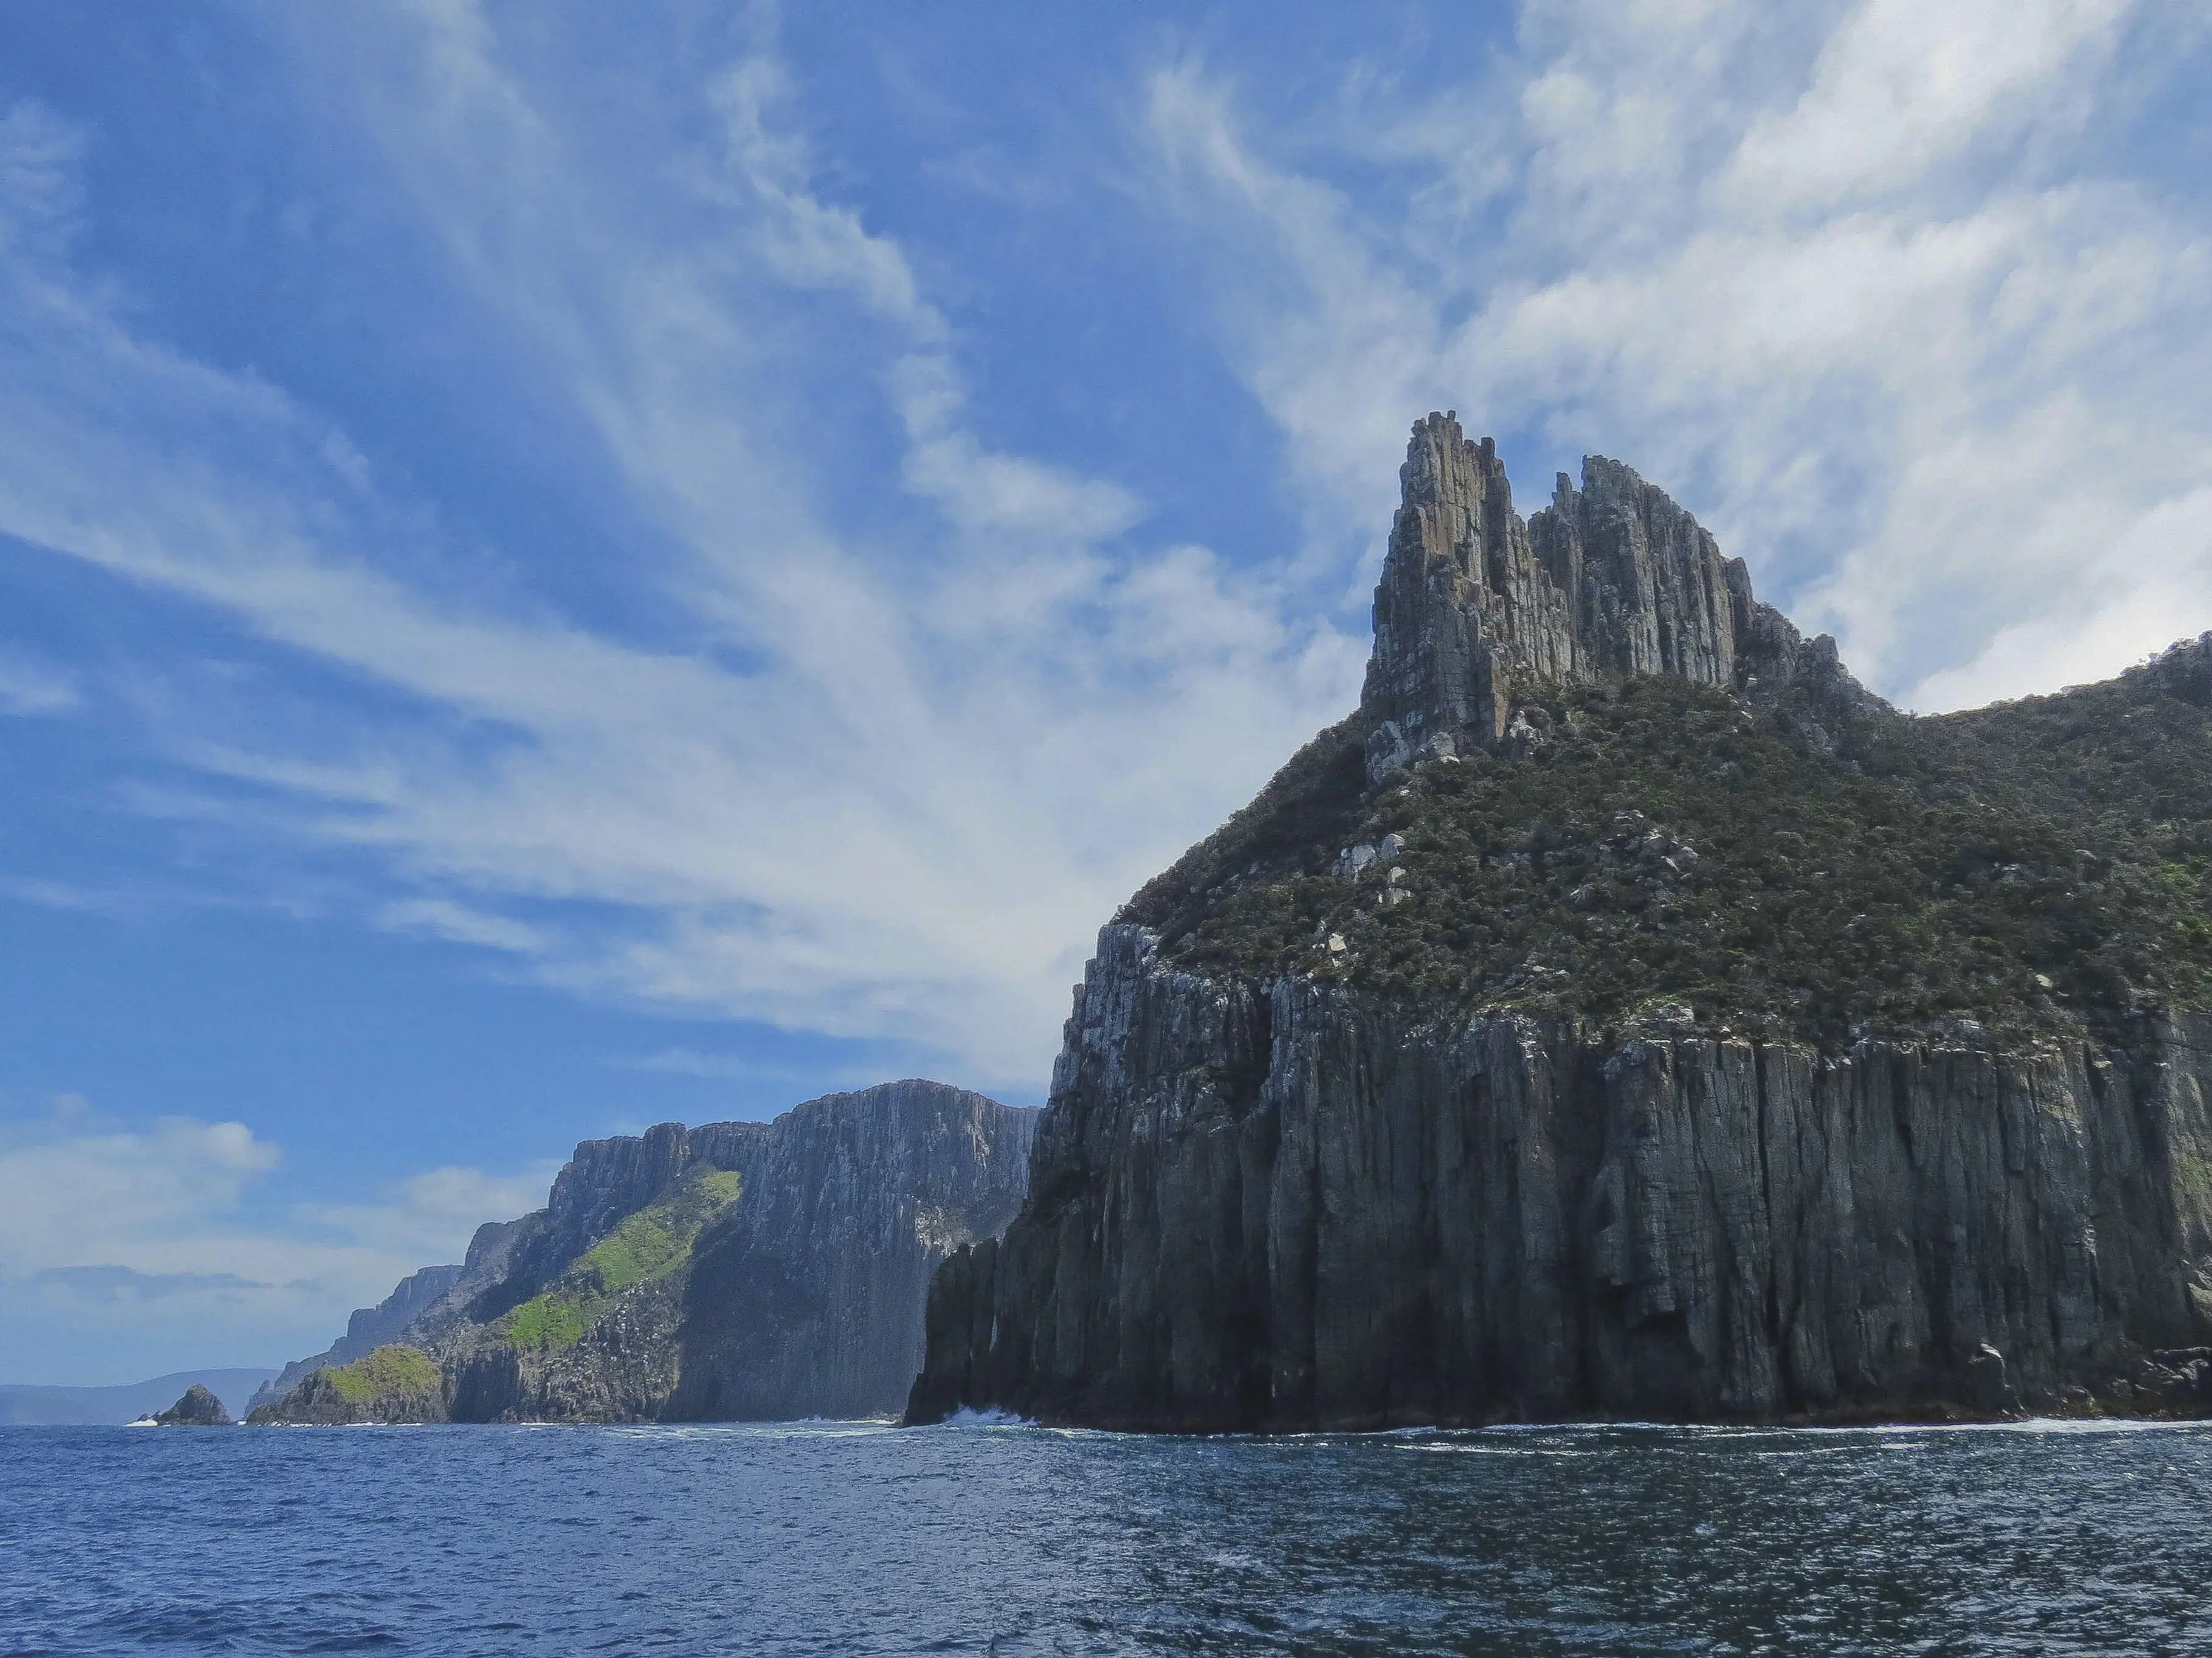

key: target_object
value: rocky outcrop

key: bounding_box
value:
[247,1345,445,1426]
[149,1383,230,1426]
[1361,413,1874,781]
[0,1370,273,1426]
[247,1263,463,1414]
[255,1080,1037,1424]
[908,416,2212,1430]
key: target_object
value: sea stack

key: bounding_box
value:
[907,413,2212,1430]
[150,1384,230,1426]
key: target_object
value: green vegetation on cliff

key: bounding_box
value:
[321,1344,441,1405]
[496,1167,740,1351]
[1124,637,2212,1046]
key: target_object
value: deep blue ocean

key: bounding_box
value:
[5,1417,2211,1655]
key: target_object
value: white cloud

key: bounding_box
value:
[1724,0,2131,213]
[709,54,942,334]
[1132,0,2212,711]
[303,1160,561,1264]
[1906,485,2212,708]
[0,1101,554,1362]
[614,1047,868,1088]
[1142,61,1442,538]
[0,100,83,258]
[0,1115,282,1289]
[0,27,1361,1089]
[894,356,1144,544]
[0,877,124,913]
[0,649,79,715]
[624,1048,763,1080]
[377,896,552,954]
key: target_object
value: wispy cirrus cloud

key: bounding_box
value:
[0,10,1361,1088]
[1133,0,2212,709]
[3,0,2204,1129]
[0,648,78,715]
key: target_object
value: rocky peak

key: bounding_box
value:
[1360,412,1856,783]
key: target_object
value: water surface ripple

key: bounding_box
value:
[4,1418,2208,1654]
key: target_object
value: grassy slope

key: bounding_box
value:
[322,1343,442,1405]
[496,1168,741,1351]
[1123,639,2212,1049]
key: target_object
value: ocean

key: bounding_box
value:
[4,1417,2208,1654]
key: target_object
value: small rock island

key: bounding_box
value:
[149,1384,231,1426]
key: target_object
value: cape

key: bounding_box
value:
[908,413,2212,1430]
[251,1081,1037,1424]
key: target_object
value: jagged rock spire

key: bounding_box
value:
[1360,412,1788,781]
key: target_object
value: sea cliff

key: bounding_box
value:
[913,932,2212,1427]
[247,1263,464,1416]
[908,415,2212,1429]
[254,1079,1036,1424]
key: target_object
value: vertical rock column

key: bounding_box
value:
[1361,413,1517,778]
[1360,414,1765,783]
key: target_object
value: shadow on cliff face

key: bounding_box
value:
[673,1234,844,1419]
[912,993,2212,1433]
[668,1086,1042,1421]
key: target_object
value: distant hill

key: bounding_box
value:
[0,1369,277,1426]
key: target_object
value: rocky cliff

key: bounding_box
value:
[246,1263,463,1414]
[1361,413,1871,782]
[248,1345,444,1426]
[252,1080,1036,1424]
[908,416,2212,1431]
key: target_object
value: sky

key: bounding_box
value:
[2,0,2208,1384]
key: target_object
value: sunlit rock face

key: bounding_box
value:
[1361,412,1878,782]
[907,417,2212,1432]
[1366,415,1741,779]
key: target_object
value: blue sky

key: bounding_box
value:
[2,0,2208,1383]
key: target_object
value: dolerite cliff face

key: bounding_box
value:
[664,1084,1037,1419]
[908,415,2212,1431]
[254,1081,1036,1424]
[1360,416,1866,782]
